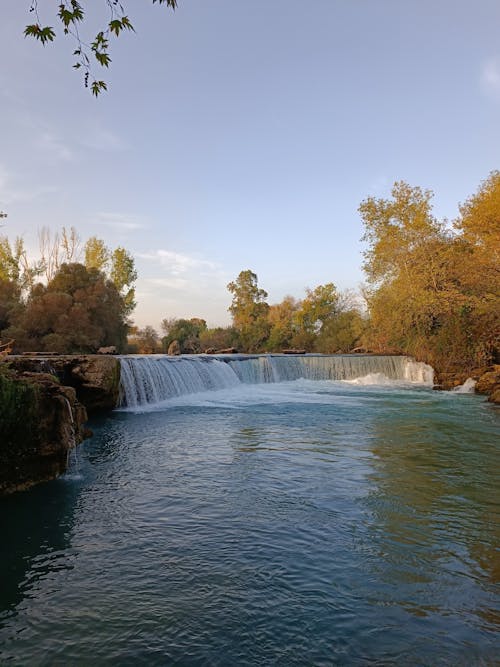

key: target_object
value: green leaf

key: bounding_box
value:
[24,24,56,45]
[91,80,108,97]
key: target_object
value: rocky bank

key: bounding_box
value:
[0,355,121,496]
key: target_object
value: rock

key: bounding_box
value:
[8,355,121,413]
[475,365,500,395]
[0,371,89,496]
[168,340,181,355]
[488,388,500,405]
[282,349,306,355]
[97,346,117,355]
[67,356,121,412]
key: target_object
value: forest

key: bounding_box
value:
[1,172,499,375]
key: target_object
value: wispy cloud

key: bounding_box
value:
[0,163,58,206]
[37,132,74,162]
[137,249,218,276]
[78,124,128,152]
[480,57,500,100]
[96,212,148,231]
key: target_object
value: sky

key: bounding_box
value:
[1,1,499,329]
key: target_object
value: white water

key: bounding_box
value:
[452,377,477,393]
[118,354,434,408]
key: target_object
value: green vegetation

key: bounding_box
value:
[0,370,38,452]
[24,1,177,95]
[359,172,500,372]
[2,173,497,371]
[0,228,136,353]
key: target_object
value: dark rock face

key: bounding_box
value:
[0,372,89,496]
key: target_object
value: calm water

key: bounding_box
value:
[1,380,499,666]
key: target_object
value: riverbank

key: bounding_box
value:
[0,355,121,496]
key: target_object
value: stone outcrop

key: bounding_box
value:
[475,365,500,405]
[434,364,500,404]
[9,355,121,413]
[0,371,89,496]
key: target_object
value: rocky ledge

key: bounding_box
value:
[0,371,89,496]
[1,355,121,496]
[8,354,121,413]
[435,364,500,405]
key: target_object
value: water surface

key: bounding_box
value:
[1,379,499,665]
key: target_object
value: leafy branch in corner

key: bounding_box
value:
[24,0,178,96]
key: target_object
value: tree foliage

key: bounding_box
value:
[359,175,500,370]
[0,228,137,353]
[227,270,270,352]
[24,0,178,95]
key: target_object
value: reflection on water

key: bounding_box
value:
[0,382,499,665]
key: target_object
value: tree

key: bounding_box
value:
[266,295,299,351]
[9,262,128,353]
[227,270,270,352]
[161,317,207,353]
[359,177,500,370]
[24,0,178,96]
[84,236,110,272]
[110,247,138,316]
[129,325,160,354]
[291,283,339,351]
[39,226,81,281]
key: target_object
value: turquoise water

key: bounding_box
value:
[1,379,499,665]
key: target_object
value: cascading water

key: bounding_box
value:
[118,354,434,408]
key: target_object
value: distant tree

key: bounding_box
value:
[227,270,270,352]
[161,317,207,353]
[129,325,160,354]
[198,326,239,352]
[39,226,81,281]
[110,247,138,316]
[291,283,339,351]
[23,0,178,96]
[266,295,299,351]
[84,236,110,272]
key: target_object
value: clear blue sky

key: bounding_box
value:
[1,1,499,328]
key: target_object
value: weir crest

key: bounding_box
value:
[118,354,434,408]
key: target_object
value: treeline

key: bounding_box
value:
[135,172,499,373]
[0,229,136,353]
[1,172,498,371]
[131,275,367,355]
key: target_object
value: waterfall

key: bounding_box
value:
[118,354,434,408]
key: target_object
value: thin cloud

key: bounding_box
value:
[96,212,148,231]
[37,132,74,162]
[78,125,128,152]
[0,163,58,206]
[480,57,500,100]
[137,249,218,275]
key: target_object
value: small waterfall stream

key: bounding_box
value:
[118,354,434,408]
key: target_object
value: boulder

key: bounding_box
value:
[168,340,181,355]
